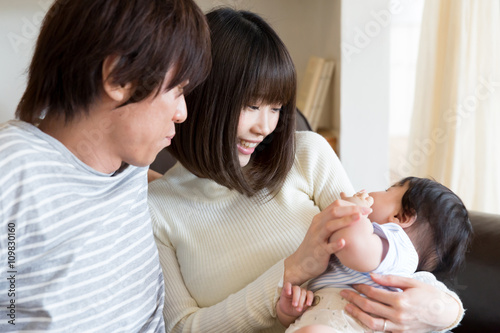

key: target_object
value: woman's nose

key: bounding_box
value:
[254,109,271,136]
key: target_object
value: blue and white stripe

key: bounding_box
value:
[0,120,164,332]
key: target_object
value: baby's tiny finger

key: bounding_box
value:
[292,285,301,306]
[284,282,292,295]
[298,288,307,309]
[306,291,314,306]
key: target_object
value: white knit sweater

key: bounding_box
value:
[148,131,463,333]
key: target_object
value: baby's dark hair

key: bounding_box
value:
[396,177,473,278]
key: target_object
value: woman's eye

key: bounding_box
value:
[248,105,259,110]
[272,107,282,113]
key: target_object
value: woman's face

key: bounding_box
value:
[236,101,282,167]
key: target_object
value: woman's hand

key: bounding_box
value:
[340,274,461,333]
[284,200,372,286]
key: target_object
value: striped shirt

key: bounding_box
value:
[308,223,418,292]
[0,120,164,332]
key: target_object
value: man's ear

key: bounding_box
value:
[102,55,133,103]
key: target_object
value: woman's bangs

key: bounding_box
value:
[244,50,295,106]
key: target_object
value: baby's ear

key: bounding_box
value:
[395,212,417,229]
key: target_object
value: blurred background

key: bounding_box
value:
[1,0,498,213]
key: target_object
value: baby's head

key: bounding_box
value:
[369,177,473,278]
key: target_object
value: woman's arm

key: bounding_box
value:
[155,236,284,332]
[339,273,463,333]
[155,202,367,332]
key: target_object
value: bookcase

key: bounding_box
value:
[296,56,335,132]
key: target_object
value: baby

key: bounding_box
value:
[277,177,473,332]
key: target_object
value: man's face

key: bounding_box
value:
[109,70,188,167]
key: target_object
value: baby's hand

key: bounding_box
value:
[340,190,374,209]
[276,282,314,326]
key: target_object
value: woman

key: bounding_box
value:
[148,8,463,333]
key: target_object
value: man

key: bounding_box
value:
[0,0,210,331]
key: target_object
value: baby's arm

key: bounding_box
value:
[276,282,314,327]
[329,192,387,272]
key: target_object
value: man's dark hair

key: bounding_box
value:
[16,0,211,124]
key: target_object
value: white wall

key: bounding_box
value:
[0,0,48,123]
[338,0,391,191]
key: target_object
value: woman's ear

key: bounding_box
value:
[102,55,133,103]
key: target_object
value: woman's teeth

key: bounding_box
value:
[239,140,258,149]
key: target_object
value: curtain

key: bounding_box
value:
[408,0,500,214]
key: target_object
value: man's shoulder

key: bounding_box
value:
[0,120,59,169]
[0,120,47,150]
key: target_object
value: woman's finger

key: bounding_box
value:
[326,238,345,254]
[345,303,398,333]
[323,201,369,219]
[340,287,394,319]
[320,212,361,241]
[369,273,421,290]
[349,284,398,307]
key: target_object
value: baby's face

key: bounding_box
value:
[368,183,409,224]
